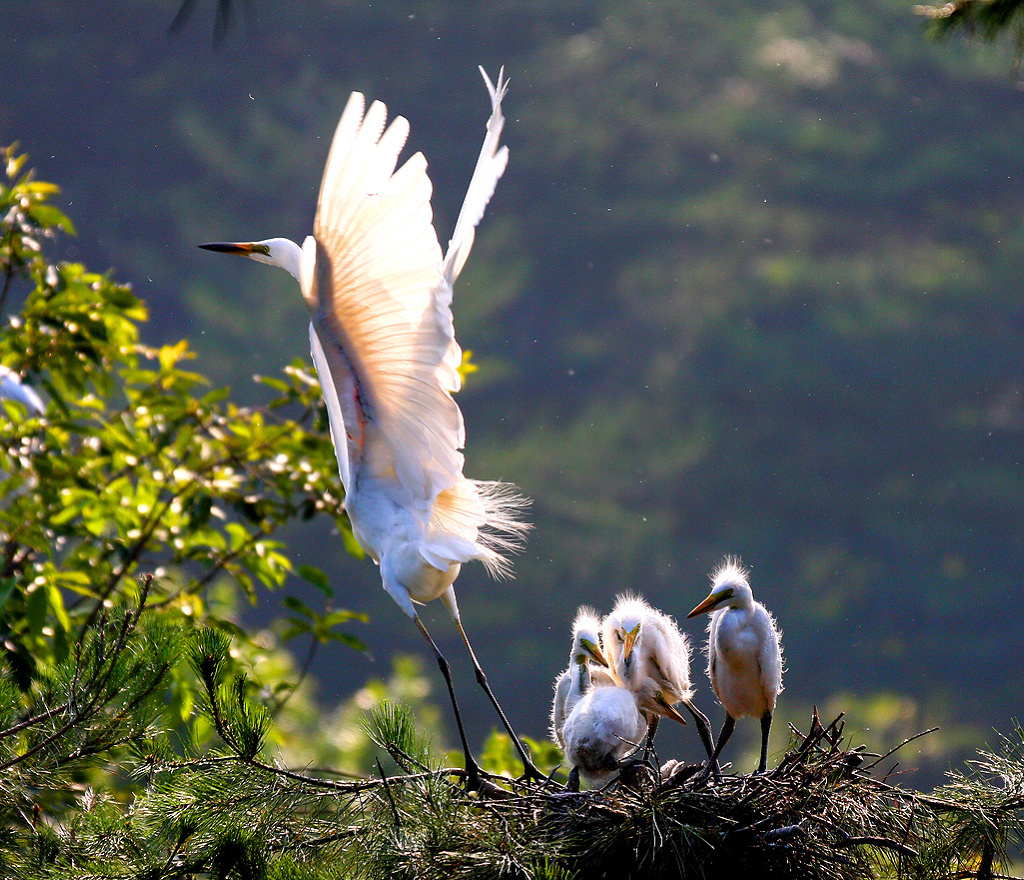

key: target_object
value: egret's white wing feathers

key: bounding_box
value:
[551,670,572,749]
[422,477,529,577]
[442,67,510,287]
[308,323,351,491]
[306,70,526,577]
[311,91,461,504]
[563,685,648,785]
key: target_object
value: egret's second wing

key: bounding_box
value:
[308,323,351,492]
[441,67,510,288]
[312,91,462,505]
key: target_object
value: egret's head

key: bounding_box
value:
[571,606,609,668]
[688,556,753,618]
[199,237,305,283]
[687,587,732,618]
[603,594,651,679]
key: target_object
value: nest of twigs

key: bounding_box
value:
[357,710,1024,880]
[518,713,922,879]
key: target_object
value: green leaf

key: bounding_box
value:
[0,577,16,613]
[296,564,332,596]
[27,202,76,234]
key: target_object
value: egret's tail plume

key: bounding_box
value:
[429,477,531,579]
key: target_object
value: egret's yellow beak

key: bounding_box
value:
[687,587,732,619]
[654,692,687,725]
[622,623,640,664]
[580,637,609,668]
[199,241,270,257]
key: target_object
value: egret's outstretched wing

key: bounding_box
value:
[442,67,510,287]
[311,90,461,505]
[433,66,510,401]
[308,323,351,491]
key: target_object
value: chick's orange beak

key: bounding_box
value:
[580,638,609,668]
[622,624,640,663]
[687,592,720,619]
[655,692,687,725]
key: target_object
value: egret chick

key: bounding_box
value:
[562,684,647,789]
[199,68,538,786]
[602,595,716,760]
[688,557,783,774]
[550,606,612,749]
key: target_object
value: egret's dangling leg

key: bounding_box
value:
[640,715,660,764]
[413,616,484,791]
[708,713,736,779]
[452,616,544,782]
[758,711,773,774]
[681,699,717,766]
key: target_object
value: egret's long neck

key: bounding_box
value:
[571,658,591,696]
[722,595,755,624]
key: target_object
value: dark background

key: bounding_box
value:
[4,0,1023,782]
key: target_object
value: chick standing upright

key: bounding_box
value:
[688,557,784,774]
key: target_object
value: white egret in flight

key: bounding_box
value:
[550,606,612,749]
[199,68,538,786]
[688,557,783,774]
[603,595,716,761]
[561,682,647,790]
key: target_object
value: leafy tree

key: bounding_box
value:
[0,142,383,795]
[0,142,366,692]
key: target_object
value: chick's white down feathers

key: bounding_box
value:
[603,594,695,718]
[702,558,783,720]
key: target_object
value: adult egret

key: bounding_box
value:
[199,68,539,786]
[550,606,611,749]
[0,366,44,416]
[687,557,783,774]
[602,595,716,761]
[561,683,648,789]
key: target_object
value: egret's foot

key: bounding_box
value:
[538,763,565,792]
[616,756,658,789]
[460,764,513,799]
[514,741,546,784]
[567,766,581,792]
[518,764,546,784]
[693,757,726,787]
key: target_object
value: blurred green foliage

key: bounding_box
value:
[0,142,375,740]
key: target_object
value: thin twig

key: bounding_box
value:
[862,727,940,771]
